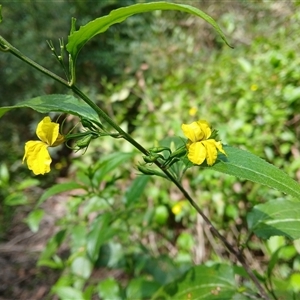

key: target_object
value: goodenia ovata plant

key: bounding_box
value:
[1,2,300,300]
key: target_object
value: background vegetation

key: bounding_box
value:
[0,0,300,299]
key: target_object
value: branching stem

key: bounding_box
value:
[0,36,270,300]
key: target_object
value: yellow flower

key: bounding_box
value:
[189,107,198,116]
[250,84,258,91]
[23,117,65,175]
[181,120,226,166]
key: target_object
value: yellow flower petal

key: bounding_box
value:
[189,107,198,116]
[196,120,211,139]
[36,116,60,146]
[215,140,226,156]
[187,141,206,165]
[23,141,51,175]
[203,140,218,166]
[172,203,183,215]
[181,120,211,142]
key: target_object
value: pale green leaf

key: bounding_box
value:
[52,287,84,300]
[71,256,93,279]
[67,2,231,61]
[210,146,300,200]
[247,199,300,240]
[0,94,99,123]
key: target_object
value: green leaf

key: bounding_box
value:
[67,2,231,61]
[38,230,67,267]
[36,181,83,207]
[71,256,93,279]
[92,152,134,185]
[123,175,150,207]
[98,278,122,300]
[210,145,300,200]
[0,5,2,24]
[87,213,115,263]
[25,209,44,233]
[4,193,28,206]
[16,178,40,190]
[52,287,84,300]
[0,163,9,187]
[127,278,160,299]
[152,264,237,299]
[247,199,300,240]
[0,94,99,123]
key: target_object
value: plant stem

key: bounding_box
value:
[1,37,269,299]
[160,167,270,300]
[71,86,150,156]
[0,36,69,87]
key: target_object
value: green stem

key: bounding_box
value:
[160,167,270,300]
[71,86,150,156]
[0,36,269,300]
[0,36,69,87]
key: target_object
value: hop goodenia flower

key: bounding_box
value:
[181,120,226,166]
[23,116,64,175]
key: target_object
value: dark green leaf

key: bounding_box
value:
[247,199,300,240]
[0,94,99,123]
[127,278,160,299]
[210,145,300,200]
[152,264,237,299]
[67,2,231,61]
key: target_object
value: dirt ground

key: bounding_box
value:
[0,193,66,300]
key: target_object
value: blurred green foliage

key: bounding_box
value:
[1,0,300,299]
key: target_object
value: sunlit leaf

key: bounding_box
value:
[67,2,231,61]
[51,287,84,300]
[152,264,237,299]
[247,199,300,239]
[71,256,93,279]
[209,145,300,200]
